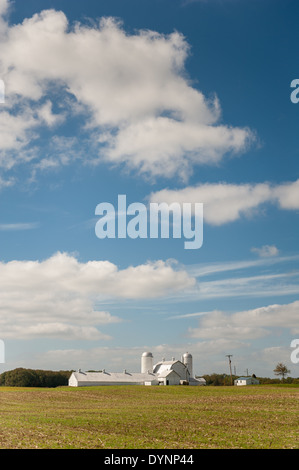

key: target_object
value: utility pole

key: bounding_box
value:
[226,354,233,385]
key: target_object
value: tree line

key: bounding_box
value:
[0,368,72,388]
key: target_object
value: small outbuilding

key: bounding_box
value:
[234,376,260,386]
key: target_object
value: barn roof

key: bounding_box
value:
[154,360,181,366]
[71,370,157,384]
[153,360,183,373]
[157,369,180,378]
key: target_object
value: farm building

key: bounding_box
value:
[234,376,260,386]
[68,351,206,387]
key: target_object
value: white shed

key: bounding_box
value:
[234,376,260,386]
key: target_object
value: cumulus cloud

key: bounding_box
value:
[0,252,195,340]
[0,0,9,20]
[149,179,299,225]
[0,4,254,179]
[188,300,299,340]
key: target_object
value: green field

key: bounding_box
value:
[0,385,298,449]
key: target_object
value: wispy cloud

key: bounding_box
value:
[163,254,299,302]
[0,222,39,231]
[186,254,299,278]
[168,310,219,320]
[193,272,299,300]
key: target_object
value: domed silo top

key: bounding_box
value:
[183,352,192,358]
[141,352,153,373]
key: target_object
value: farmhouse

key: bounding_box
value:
[69,351,206,387]
[234,376,260,386]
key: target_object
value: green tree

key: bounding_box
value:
[273,362,290,380]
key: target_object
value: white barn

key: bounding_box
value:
[234,376,260,386]
[69,351,206,387]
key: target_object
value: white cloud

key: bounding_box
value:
[273,179,299,210]
[0,0,9,20]
[251,245,279,258]
[149,179,299,225]
[104,116,252,180]
[0,252,195,340]
[0,108,39,153]
[188,300,299,340]
[0,5,254,179]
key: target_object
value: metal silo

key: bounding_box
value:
[182,352,193,378]
[141,352,153,373]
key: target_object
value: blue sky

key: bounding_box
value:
[0,0,298,378]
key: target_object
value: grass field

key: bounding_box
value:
[0,384,298,449]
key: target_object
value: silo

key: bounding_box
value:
[141,352,153,373]
[182,352,193,378]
